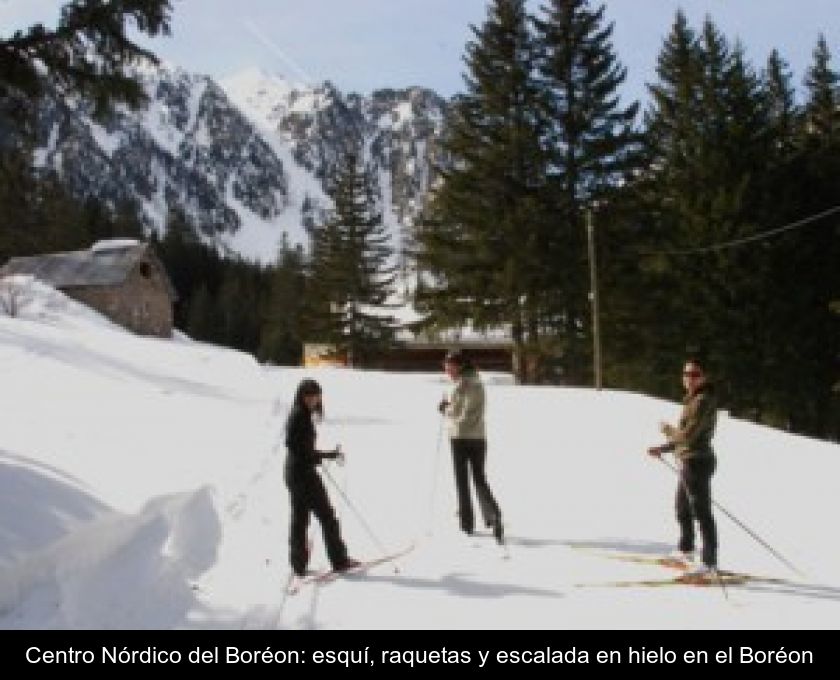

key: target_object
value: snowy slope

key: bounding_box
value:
[220,68,447,260]
[0,282,838,629]
[217,68,334,262]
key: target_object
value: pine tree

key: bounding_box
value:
[803,35,840,144]
[0,150,55,260]
[306,218,346,346]
[763,49,798,155]
[644,11,703,194]
[534,0,639,203]
[80,195,112,242]
[635,14,778,416]
[186,283,215,341]
[767,35,840,436]
[621,12,704,394]
[259,235,310,365]
[415,0,549,382]
[532,0,641,383]
[0,2,169,265]
[308,152,397,364]
[0,152,90,260]
[0,0,172,118]
[111,199,146,241]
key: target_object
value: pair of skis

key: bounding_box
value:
[286,543,414,596]
[574,548,790,588]
[284,526,510,597]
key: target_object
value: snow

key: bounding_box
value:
[0,276,114,330]
[288,89,331,115]
[91,239,141,253]
[214,67,441,265]
[86,119,123,159]
[218,69,336,261]
[143,157,169,234]
[1,282,838,629]
[221,67,297,102]
[135,69,208,160]
[32,123,59,169]
[140,98,183,158]
[219,67,310,129]
[185,73,208,137]
[393,101,414,127]
[217,183,295,262]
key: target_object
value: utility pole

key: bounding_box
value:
[586,208,603,390]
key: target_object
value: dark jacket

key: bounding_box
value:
[663,383,718,461]
[284,405,335,481]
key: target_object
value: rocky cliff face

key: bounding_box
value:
[22,63,449,263]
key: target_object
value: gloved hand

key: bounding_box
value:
[659,421,676,439]
[333,445,345,466]
[438,399,449,415]
[647,445,664,458]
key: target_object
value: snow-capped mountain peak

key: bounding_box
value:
[19,61,450,264]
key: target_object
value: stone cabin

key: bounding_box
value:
[1,240,177,337]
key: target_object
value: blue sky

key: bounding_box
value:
[2,0,839,104]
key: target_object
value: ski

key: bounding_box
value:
[287,543,414,595]
[576,570,786,589]
[570,546,790,588]
[274,571,300,627]
[573,548,694,570]
[285,568,322,596]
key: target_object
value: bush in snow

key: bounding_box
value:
[0,276,35,318]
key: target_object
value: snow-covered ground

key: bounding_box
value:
[1,280,838,629]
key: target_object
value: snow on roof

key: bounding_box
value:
[91,239,142,253]
[0,242,177,300]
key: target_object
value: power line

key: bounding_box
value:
[636,204,840,257]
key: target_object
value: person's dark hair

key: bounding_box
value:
[293,378,323,417]
[684,356,706,374]
[684,356,715,393]
[444,348,474,370]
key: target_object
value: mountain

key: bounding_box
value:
[220,68,447,228]
[30,63,288,253]
[21,63,449,264]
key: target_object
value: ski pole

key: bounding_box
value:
[427,414,445,536]
[333,444,347,523]
[321,464,389,557]
[658,456,804,577]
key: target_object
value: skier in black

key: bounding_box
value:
[284,378,358,577]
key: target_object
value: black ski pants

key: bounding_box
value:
[285,468,347,576]
[676,456,718,567]
[451,438,501,534]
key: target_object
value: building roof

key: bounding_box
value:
[0,241,177,299]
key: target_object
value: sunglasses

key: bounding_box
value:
[683,371,703,378]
